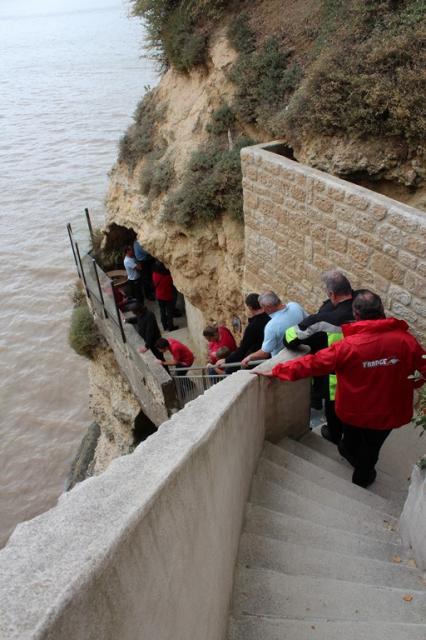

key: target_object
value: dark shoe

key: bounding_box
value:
[321,425,340,445]
[337,441,357,467]
[352,468,377,488]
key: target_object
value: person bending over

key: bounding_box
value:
[155,337,194,376]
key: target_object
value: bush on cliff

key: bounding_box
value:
[282,0,426,144]
[69,305,100,359]
[118,91,162,169]
[227,17,303,135]
[140,154,175,197]
[131,0,227,71]
[162,137,253,226]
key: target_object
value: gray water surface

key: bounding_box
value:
[0,0,156,546]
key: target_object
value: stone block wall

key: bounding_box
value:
[242,143,426,341]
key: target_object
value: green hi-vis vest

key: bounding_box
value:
[285,325,299,344]
[327,331,343,401]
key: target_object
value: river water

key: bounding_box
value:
[0,0,156,547]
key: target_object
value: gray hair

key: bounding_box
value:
[258,291,281,307]
[321,270,352,296]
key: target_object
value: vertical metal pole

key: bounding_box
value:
[75,242,90,299]
[67,223,81,278]
[111,278,127,344]
[92,259,108,319]
[85,207,94,248]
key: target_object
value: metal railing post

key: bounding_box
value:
[111,279,127,344]
[67,223,81,278]
[75,242,90,299]
[85,207,95,249]
[92,259,108,319]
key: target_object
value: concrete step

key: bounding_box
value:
[244,504,403,564]
[231,566,426,624]
[280,436,405,504]
[300,431,405,493]
[238,532,425,590]
[228,616,426,640]
[257,457,398,525]
[251,478,400,543]
[263,440,399,516]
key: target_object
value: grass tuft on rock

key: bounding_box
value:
[69,304,100,359]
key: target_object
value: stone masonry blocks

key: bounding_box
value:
[243,144,426,340]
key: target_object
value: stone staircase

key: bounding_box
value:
[227,432,426,639]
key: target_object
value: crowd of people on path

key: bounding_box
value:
[118,244,426,490]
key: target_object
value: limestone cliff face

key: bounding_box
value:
[89,347,140,474]
[105,31,245,327]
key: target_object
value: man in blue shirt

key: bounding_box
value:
[241,291,306,366]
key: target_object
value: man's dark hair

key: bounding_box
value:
[352,290,386,320]
[322,270,352,296]
[245,293,261,310]
[155,338,170,350]
[203,325,219,338]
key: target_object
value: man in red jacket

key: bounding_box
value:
[253,290,426,488]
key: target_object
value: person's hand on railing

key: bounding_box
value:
[241,356,251,368]
[251,370,274,377]
[215,358,225,367]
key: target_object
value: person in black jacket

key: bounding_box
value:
[284,271,356,444]
[216,293,270,373]
[127,303,162,359]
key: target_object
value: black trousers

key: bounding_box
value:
[324,399,343,443]
[158,299,175,331]
[128,278,144,303]
[341,423,391,486]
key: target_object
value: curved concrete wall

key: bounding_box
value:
[0,351,310,640]
[242,143,426,342]
[400,465,426,570]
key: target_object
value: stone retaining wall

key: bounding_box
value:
[242,143,426,341]
[0,350,310,640]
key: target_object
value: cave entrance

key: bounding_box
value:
[99,223,188,333]
[133,410,157,446]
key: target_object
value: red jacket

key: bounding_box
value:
[167,338,194,367]
[272,318,426,430]
[208,326,237,364]
[152,272,174,301]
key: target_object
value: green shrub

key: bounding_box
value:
[162,137,254,226]
[206,104,236,136]
[140,154,175,197]
[69,305,100,359]
[227,13,256,54]
[161,7,207,73]
[229,38,303,133]
[131,0,226,71]
[118,92,160,169]
[284,0,426,144]
[70,281,86,308]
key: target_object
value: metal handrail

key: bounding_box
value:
[170,360,270,409]
[169,359,268,374]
